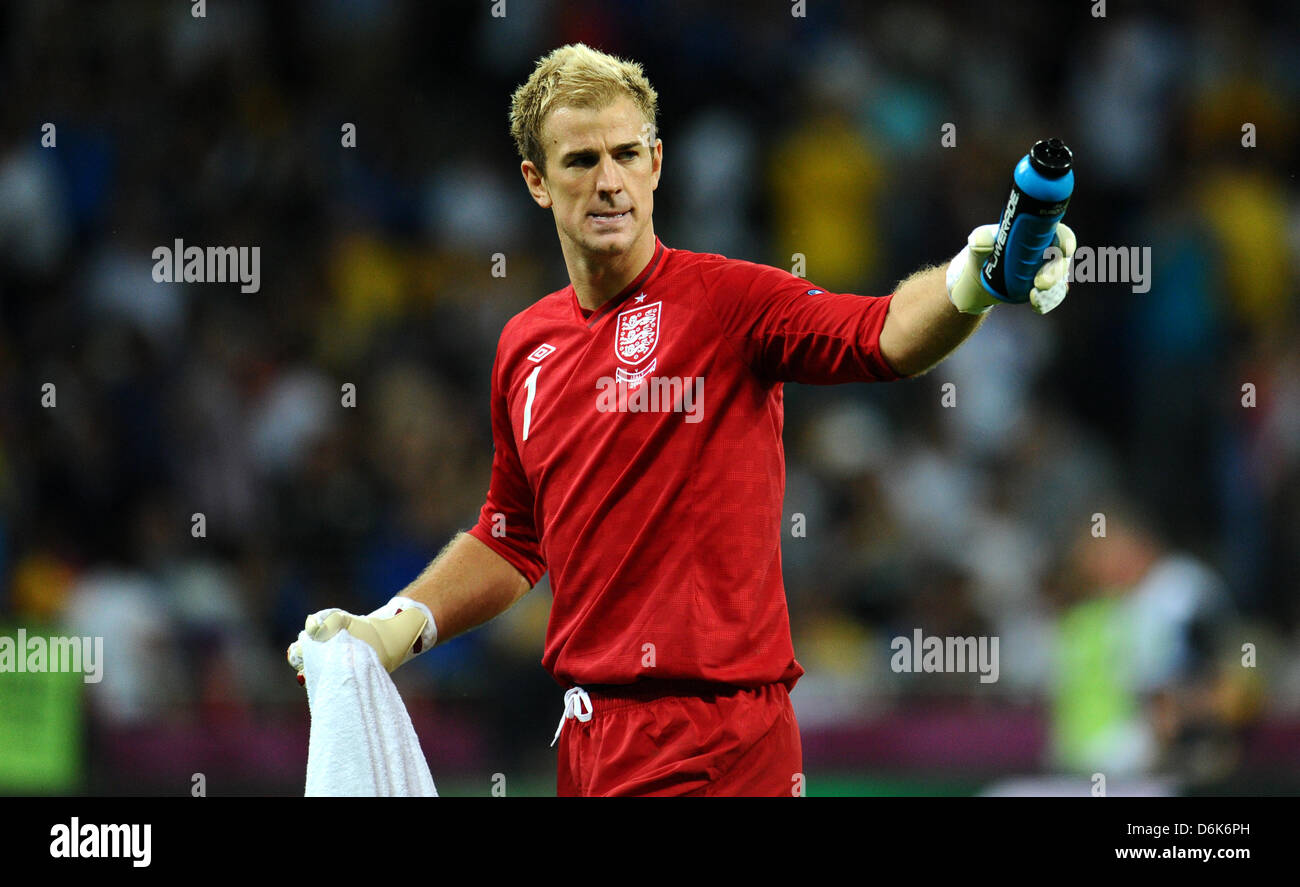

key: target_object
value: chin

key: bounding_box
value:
[583,232,632,255]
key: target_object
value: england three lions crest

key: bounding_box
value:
[614,300,662,366]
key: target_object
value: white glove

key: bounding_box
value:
[947,222,1076,315]
[286,596,437,684]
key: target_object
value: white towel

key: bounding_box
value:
[300,628,437,797]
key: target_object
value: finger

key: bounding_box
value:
[306,610,351,643]
[1034,255,1067,291]
[1030,276,1069,315]
[286,640,304,671]
[969,223,998,254]
[1054,222,1076,259]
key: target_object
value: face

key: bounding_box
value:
[522,95,662,262]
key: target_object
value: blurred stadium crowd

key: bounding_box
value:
[0,0,1296,794]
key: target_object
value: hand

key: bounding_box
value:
[946,222,1076,316]
[286,597,436,685]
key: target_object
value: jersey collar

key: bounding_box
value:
[571,237,667,329]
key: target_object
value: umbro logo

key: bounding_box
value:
[526,343,556,363]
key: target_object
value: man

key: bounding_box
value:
[287,43,1075,796]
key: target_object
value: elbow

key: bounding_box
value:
[881,348,936,379]
[877,324,932,378]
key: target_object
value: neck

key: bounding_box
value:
[565,228,657,312]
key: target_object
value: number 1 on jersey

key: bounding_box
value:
[522,365,541,441]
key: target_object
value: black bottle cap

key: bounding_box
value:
[1029,138,1073,178]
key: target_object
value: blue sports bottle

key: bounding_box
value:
[979,138,1074,303]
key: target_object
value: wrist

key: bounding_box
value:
[371,596,439,654]
[946,243,997,315]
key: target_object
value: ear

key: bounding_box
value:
[521,159,552,209]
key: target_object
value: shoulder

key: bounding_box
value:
[496,286,571,347]
[660,245,796,294]
[479,288,573,388]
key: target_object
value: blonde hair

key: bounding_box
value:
[509,43,658,174]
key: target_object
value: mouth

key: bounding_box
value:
[588,209,631,225]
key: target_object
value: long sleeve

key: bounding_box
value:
[466,342,547,587]
[698,259,900,384]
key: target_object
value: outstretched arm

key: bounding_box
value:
[877,221,1077,377]
[877,264,984,378]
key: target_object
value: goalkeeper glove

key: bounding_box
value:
[286,596,437,684]
[946,222,1076,316]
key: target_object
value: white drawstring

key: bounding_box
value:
[550,686,593,747]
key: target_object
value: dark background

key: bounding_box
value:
[0,0,1296,795]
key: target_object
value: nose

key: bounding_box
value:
[595,152,623,197]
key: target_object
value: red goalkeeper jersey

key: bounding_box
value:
[468,237,900,690]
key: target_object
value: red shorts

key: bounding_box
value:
[555,681,802,797]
